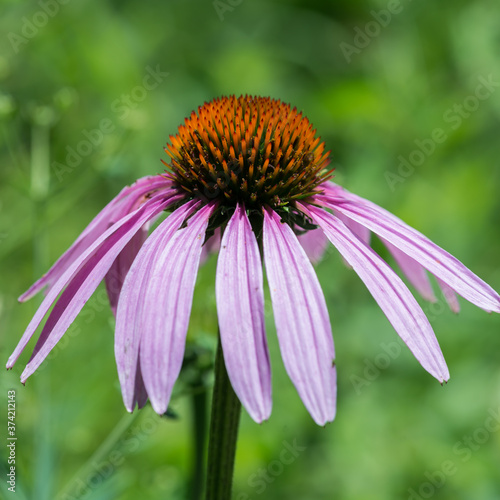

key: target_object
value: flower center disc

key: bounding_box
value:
[163,95,332,210]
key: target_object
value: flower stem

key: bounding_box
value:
[205,335,241,500]
[189,383,208,500]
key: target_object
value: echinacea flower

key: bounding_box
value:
[9,95,500,426]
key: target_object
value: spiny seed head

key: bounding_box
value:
[163,95,333,210]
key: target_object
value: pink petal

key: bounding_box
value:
[382,238,437,303]
[10,192,178,380]
[115,201,200,411]
[138,204,215,414]
[298,227,329,264]
[19,176,173,302]
[133,358,149,409]
[108,176,173,223]
[334,211,371,245]
[333,211,371,269]
[216,204,271,423]
[436,277,460,313]
[318,187,500,313]
[105,227,148,316]
[200,227,221,264]
[263,208,336,425]
[304,203,449,383]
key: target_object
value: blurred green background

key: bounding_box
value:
[1,0,500,499]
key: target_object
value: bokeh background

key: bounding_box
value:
[1,0,500,499]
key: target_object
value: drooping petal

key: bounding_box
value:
[216,203,271,423]
[19,176,173,302]
[436,277,460,313]
[133,358,149,409]
[317,187,500,313]
[7,192,179,376]
[304,203,449,382]
[19,199,119,303]
[382,238,437,303]
[334,211,371,245]
[333,211,371,269]
[105,226,148,316]
[200,227,221,264]
[108,176,173,223]
[263,208,336,425]
[115,201,199,411]
[298,227,329,264]
[19,196,177,381]
[138,204,215,415]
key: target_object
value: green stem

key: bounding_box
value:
[190,384,208,500]
[205,336,241,500]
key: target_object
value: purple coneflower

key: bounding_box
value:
[8,95,500,426]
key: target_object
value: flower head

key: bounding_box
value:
[9,95,500,425]
[165,95,331,208]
